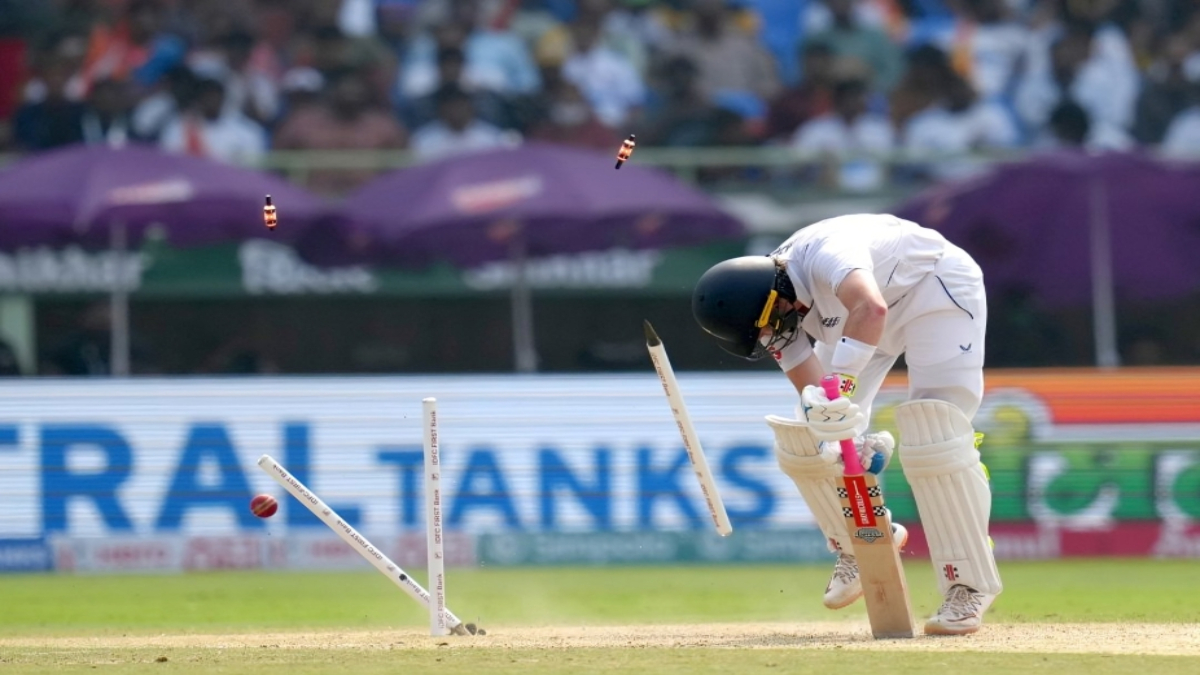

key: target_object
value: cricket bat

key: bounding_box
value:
[822,375,915,639]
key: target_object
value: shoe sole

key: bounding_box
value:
[823,526,910,610]
[823,591,863,610]
[923,621,981,636]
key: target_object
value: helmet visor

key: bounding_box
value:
[721,295,803,361]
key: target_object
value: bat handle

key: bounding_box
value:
[821,375,865,475]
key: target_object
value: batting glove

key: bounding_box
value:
[799,384,864,442]
[854,431,894,474]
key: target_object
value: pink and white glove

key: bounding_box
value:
[799,383,863,442]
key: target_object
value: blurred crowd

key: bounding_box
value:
[2,0,1200,193]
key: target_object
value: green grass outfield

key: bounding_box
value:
[1,559,1198,674]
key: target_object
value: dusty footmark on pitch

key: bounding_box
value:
[4,623,1198,656]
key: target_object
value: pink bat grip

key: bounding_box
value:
[821,375,864,475]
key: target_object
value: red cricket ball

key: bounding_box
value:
[250,494,278,518]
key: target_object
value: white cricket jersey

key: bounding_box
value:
[769,213,970,371]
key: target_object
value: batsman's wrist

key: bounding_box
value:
[830,336,875,380]
[832,373,857,397]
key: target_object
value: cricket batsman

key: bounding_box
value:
[692,213,1001,635]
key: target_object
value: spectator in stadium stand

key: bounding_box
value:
[888,44,955,136]
[533,0,652,79]
[276,66,326,120]
[159,76,268,166]
[20,30,91,104]
[901,72,1020,180]
[602,0,672,73]
[79,77,140,147]
[373,0,421,100]
[765,41,836,143]
[526,79,622,150]
[400,17,468,99]
[401,44,455,131]
[12,54,85,150]
[78,0,187,93]
[131,64,198,142]
[302,21,393,80]
[401,45,513,131]
[187,29,282,127]
[167,0,253,48]
[1040,99,1093,148]
[790,61,895,192]
[272,66,406,195]
[400,0,540,101]
[805,0,903,93]
[558,4,647,128]
[1160,84,1200,158]
[374,0,421,41]
[638,54,730,146]
[328,0,379,37]
[1133,33,1199,145]
[940,0,1030,105]
[662,0,780,107]
[409,82,519,161]
[1057,0,1142,96]
[1013,7,1138,149]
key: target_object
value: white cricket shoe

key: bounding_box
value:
[924,584,996,636]
[822,522,909,610]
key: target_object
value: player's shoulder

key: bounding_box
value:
[797,213,913,240]
[825,212,910,227]
[778,213,923,256]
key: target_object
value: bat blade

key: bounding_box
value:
[841,471,915,639]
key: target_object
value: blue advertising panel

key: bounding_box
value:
[0,374,808,539]
[0,538,52,572]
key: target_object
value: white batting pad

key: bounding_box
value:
[766,415,851,553]
[895,400,1002,595]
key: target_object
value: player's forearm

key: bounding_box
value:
[832,300,887,388]
[842,301,887,347]
[834,269,887,348]
[785,352,826,396]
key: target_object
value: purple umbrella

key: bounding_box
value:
[0,144,336,250]
[893,151,1200,366]
[325,142,745,267]
[326,143,746,371]
[0,144,339,375]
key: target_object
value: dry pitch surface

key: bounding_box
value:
[5,564,1199,672]
[4,621,1197,655]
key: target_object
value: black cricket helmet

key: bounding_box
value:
[692,256,804,360]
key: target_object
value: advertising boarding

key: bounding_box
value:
[1,370,1198,572]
